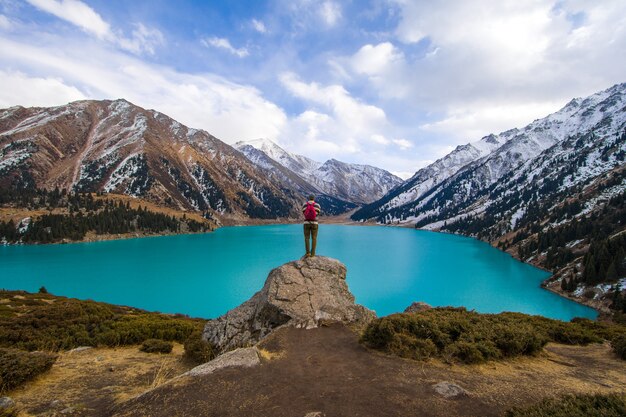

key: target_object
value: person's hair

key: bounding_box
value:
[308,195,315,201]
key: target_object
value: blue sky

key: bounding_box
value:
[0,0,625,178]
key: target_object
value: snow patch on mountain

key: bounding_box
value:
[235,139,402,204]
[353,82,626,225]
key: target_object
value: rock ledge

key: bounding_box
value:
[203,256,375,352]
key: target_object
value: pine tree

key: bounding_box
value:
[606,261,618,280]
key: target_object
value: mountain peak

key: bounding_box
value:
[352,81,626,225]
[236,140,402,204]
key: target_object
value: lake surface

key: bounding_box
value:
[0,224,596,320]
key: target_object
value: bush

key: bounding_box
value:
[183,331,215,365]
[360,308,626,364]
[611,334,626,359]
[140,339,173,354]
[505,393,626,417]
[0,290,204,351]
[0,348,57,393]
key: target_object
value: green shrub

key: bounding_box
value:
[493,324,547,357]
[140,339,174,354]
[611,334,626,359]
[0,290,204,351]
[360,308,626,364]
[442,341,486,364]
[183,331,215,365]
[505,393,626,417]
[0,348,57,393]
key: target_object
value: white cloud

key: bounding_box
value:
[202,36,249,58]
[420,100,564,141]
[335,0,626,144]
[0,36,285,143]
[117,23,164,55]
[350,42,404,76]
[0,14,13,30]
[370,134,390,145]
[0,69,86,107]
[251,18,267,34]
[319,1,341,26]
[278,72,416,166]
[392,138,412,150]
[26,0,111,39]
[25,0,163,55]
[391,171,415,180]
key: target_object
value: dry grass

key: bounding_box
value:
[8,344,193,416]
[421,341,626,410]
[91,193,209,224]
[257,348,284,362]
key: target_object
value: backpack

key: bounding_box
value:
[304,201,317,221]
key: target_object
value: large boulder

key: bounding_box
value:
[203,256,375,352]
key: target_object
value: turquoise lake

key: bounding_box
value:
[0,224,596,320]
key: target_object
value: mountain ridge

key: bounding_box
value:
[352,82,626,313]
[0,99,302,221]
[234,138,402,204]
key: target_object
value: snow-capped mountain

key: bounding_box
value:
[0,99,302,220]
[353,82,626,225]
[235,139,402,204]
[239,138,321,176]
[233,142,357,215]
[312,159,403,204]
[352,82,626,308]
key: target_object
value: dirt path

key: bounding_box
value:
[112,324,626,417]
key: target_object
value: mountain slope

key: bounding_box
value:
[352,82,626,311]
[235,139,402,204]
[354,83,626,225]
[234,143,357,215]
[0,100,302,220]
[240,138,321,176]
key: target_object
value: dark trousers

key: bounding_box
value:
[304,223,318,255]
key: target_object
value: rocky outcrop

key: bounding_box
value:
[183,347,260,377]
[432,381,468,398]
[203,256,375,352]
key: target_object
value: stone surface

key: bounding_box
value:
[432,381,468,398]
[404,302,432,313]
[203,256,376,352]
[0,397,15,409]
[183,347,260,377]
[68,346,93,354]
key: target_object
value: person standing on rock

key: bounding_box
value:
[303,195,321,257]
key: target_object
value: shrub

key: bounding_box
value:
[0,348,57,393]
[0,290,204,351]
[505,393,626,417]
[140,339,173,354]
[183,331,215,365]
[38,286,48,294]
[442,341,486,364]
[611,334,626,360]
[360,308,626,364]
